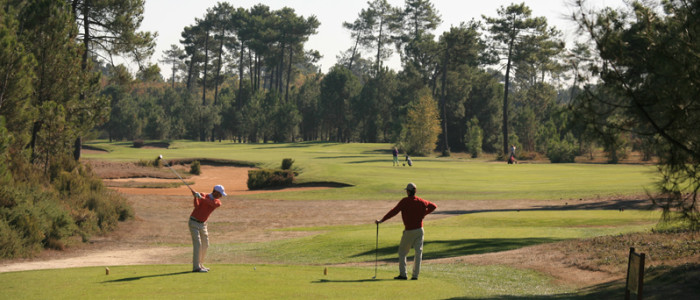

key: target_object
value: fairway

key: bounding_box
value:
[82,141,658,201]
[211,210,659,265]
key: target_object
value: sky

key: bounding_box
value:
[138,0,627,77]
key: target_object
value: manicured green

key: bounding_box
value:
[0,264,572,299]
[209,210,659,265]
[83,141,658,201]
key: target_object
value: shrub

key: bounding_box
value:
[281,158,294,170]
[0,218,23,258]
[547,133,578,163]
[247,169,294,190]
[190,160,201,175]
[132,139,144,148]
[465,117,483,158]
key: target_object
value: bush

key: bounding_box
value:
[0,160,134,259]
[281,158,294,170]
[465,117,483,158]
[547,133,578,163]
[0,218,23,258]
[190,160,201,175]
[0,184,77,257]
[132,139,144,148]
[247,169,294,190]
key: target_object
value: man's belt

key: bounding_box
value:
[190,216,204,223]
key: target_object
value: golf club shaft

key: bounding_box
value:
[164,162,195,193]
[374,222,378,278]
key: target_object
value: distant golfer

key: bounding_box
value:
[375,183,437,280]
[189,184,226,273]
[392,147,399,166]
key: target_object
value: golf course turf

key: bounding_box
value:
[0,141,672,299]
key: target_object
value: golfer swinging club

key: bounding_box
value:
[375,183,437,280]
[189,184,226,273]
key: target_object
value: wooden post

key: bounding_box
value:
[625,247,645,300]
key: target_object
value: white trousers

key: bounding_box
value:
[398,227,424,278]
[189,218,209,270]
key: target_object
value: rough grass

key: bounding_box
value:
[558,230,700,274]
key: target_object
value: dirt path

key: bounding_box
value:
[0,164,638,287]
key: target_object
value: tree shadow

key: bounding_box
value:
[311,278,392,283]
[433,198,653,216]
[446,264,700,299]
[350,237,564,260]
[102,271,192,283]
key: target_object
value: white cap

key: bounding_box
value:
[404,182,416,192]
[214,185,227,196]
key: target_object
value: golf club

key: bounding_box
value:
[159,154,195,194]
[373,222,379,279]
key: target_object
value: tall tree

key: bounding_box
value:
[342,8,374,71]
[320,65,360,142]
[160,44,186,88]
[574,0,700,227]
[208,2,236,105]
[24,0,106,168]
[395,0,441,82]
[70,0,155,159]
[363,0,398,76]
[435,21,487,154]
[483,3,547,155]
[0,1,35,153]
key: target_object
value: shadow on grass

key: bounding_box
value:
[351,238,563,260]
[347,159,393,164]
[433,198,653,216]
[102,271,191,283]
[448,264,700,300]
[312,278,392,283]
[315,155,367,159]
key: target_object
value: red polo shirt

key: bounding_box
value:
[380,196,437,230]
[190,193,221,222]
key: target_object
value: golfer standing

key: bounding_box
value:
[392,147,399,166]
[375,183,437,280]
[189,185,226,273]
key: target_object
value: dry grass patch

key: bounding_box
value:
[558,230,700,274]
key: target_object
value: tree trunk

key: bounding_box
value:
[285,46,294,103]
[214,31,224,105]
[503,40,515,156]
[74,0,91,161]
[171,62,176,89]
[348,33,361,70]
[186,56,195,91]
[440,46,449,154]
[238,45,245,104]
[202,30,209,106]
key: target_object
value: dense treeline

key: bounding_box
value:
[0,0,147,258]
[102,0,593,159]
[99,0,697,226]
